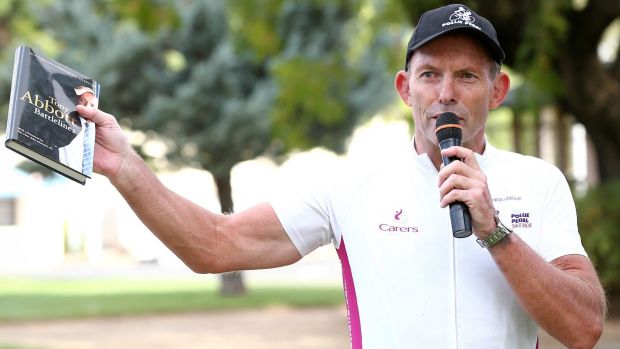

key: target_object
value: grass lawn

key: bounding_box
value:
[0,277,344,322]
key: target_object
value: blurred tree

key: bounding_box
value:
[2,0,402,295]
[0,0,53,125]
[27,0,263,296]
[398,0,620,182]
[141,0,402,294]
[577,179,620,295]
[266,1,403,153]
[142,2,273,296]
[104,0,180,32]
[228,0,405,154]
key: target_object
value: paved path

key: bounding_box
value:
[0,307,618,349]
[0,307,349,349]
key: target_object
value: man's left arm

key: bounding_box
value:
[490,234,605,349]
[438,146,605,349]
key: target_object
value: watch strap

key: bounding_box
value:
[477,213,513,248]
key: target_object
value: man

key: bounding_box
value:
[75,85,99,108]
[77,3,605,348]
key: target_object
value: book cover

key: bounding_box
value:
[4,45,100,185]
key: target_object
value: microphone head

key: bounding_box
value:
[435,112,462,142]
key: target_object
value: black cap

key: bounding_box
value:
[404,4,505,70]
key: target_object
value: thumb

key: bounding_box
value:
[76,105,117,126]
[76,105,96,118]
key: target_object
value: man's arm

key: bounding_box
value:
[438,146,605,349]
[490,235,605,349]
[77,105,302,273]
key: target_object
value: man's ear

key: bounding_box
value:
[489,72,510,109]
[394,70,412,106]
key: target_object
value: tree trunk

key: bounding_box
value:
[214,173,246,296]
[555,111,571,177]
[587,128,620,183]
[557,2,620,183]
[511,110,523,154]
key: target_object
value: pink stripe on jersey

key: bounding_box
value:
[337,239,362,348]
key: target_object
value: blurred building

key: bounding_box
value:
[0,165,65,272]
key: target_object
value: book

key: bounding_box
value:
[4,45,100,185]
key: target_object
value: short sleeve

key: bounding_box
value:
[537,167,587,262]
[270,176,334,257]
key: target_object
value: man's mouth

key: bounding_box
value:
[431,113,464,122]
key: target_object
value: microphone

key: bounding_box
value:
[435,112,472,238]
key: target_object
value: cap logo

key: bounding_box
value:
[443,6,481,31]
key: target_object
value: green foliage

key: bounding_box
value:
[577,180,620,294]
[0,0,52,130]
[1,0,402,171]
[268,1,355,153]
[137,1,274,176]
[272,55,348,151]
[513,0,571,108]
[227,0,285,60]
[105,0,180,32]
[269,0,402,153]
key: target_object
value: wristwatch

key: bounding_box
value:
[477,212,513,248]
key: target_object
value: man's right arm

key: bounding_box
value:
[77,106,302,273]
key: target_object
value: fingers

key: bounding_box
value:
[438,174,472,207]
[438,174,487,208]
[438,155,486,206]
[440,146,480,170]
[437,146,486,203]
[437,146,497,236]
[76,105,118,126]
[437,146,484,187]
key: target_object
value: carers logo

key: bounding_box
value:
[393,208,407,224]
[378,209,419,233]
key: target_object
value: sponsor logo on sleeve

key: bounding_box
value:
[511,211,532,229]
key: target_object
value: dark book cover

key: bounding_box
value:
[4,45,100,185]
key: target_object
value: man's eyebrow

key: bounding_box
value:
[412,63,437,73]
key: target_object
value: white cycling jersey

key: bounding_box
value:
[271,141,586,349]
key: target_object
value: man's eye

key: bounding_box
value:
[461,72,476,80]
[420,71,436,79]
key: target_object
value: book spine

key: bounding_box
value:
[93,81,101,99]
[4,46,26,140]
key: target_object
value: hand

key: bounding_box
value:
[437,146,496,239]
[76,105,133,179]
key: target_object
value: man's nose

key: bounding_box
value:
[438,76,457,105]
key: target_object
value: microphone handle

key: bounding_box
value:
[439,138,473,238]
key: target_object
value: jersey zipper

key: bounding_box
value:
[452,235,460,349]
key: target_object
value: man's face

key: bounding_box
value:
[400,34,503,154]
[78,92,98,108]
